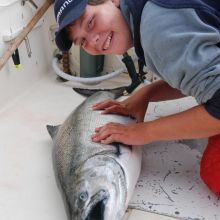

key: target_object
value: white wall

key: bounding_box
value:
[0,0,56,111]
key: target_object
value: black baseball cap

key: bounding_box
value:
[54,0,88,51]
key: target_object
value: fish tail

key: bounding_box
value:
[46,125,60,139]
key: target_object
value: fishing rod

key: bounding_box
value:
[0,0,54,71]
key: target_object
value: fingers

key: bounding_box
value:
[92,99,119,110]
[91,122,148,146]
[102,105,128,116]
[92,99,131,116]
[99,134,124,145]
[92,123,125,144]
[92,123,119,140]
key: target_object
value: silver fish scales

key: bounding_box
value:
[47,91,142,220]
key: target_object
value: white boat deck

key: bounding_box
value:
[0,71,219,220]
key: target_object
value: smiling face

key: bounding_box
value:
[67,0,133,55]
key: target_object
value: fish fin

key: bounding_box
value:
[112,142,122,157]
[72,86,127,98]
[46,125,61,139]
[112,142,132,157]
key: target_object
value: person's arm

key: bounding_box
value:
[147,104,220,142]
[136,80,185,102]
[92,104,220,145]
[92,80,220,146]
[92,80,185,122]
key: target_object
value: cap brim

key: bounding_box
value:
[55,0,87,51]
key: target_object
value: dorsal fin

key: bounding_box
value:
[46,125,61,139]
[72,86,127,98]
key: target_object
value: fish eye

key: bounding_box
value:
[100,189,107,194]
[79,192,88,201]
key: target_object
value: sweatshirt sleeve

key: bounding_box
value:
[140,1,220,104]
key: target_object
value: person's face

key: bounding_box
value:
[68,0,133,55]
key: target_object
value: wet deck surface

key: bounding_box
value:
[129,98,220,220]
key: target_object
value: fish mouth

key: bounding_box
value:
[85,190,109,220]
[85,198,108,220]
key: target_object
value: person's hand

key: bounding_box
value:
[92,92,149,123]
[92,98,133,117]
[91,122,149,145]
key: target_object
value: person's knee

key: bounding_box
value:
[200,135,220,197]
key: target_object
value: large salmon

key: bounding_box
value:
[47,91,142,220]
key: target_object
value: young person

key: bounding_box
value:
[54,0,220,196]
